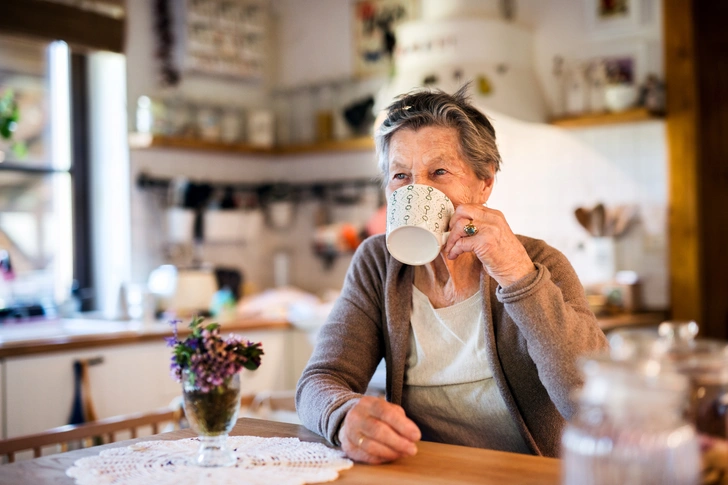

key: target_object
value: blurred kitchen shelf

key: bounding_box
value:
[549,108,663,128]
[276,136,375,154]
[597,310,669,333]
[128,133,374,155]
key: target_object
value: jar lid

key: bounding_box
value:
[576,353,689,406]
[661,339,728,385]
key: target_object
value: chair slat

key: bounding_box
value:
[33,447,41,458]
[0,407,183,462]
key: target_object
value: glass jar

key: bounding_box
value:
[609,322,728,485]
[662,339,728,485]
[561,355,701,485]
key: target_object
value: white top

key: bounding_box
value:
[406,285,492,386]
[404,285,531,453]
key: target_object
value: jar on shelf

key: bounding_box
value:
[291,88,315,144]
[315,85,334,142]
[561,353,701,485]
[165,96,194,137]
[272,92,291,146]
[220,107,243,144]
[196,104,222,142]
[135,95,167,135]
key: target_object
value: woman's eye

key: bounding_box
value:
[393,173,407,180]
[434,168,448,176]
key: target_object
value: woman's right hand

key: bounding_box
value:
[338,395,421,464]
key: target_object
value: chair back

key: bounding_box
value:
[0,406,184,463]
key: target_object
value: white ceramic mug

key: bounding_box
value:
[386,184,454,265]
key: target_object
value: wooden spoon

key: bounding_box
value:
[575,207,593,236]
[614,205,638,238]
[591,203,606,237]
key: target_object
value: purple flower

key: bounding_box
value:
[167,316,264,391]
[169,319,181,338]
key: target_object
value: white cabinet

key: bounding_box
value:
[1,327,310,439]
[4,342,177,439]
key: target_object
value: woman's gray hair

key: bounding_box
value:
[374,84,501,184]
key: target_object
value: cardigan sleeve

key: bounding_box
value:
[495,240,609,419]
[295,237,388,445]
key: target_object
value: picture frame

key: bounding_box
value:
[352,0,419,78]
[580,39,649,87]
[584,0,657,39]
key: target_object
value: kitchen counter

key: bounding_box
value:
[0,309,666,359]
[596,310,668,333]
[0,316,290,359]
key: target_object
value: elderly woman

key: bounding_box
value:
[296,86,608,463]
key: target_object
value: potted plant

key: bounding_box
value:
[167,316,264,467]
[0,89,27,159]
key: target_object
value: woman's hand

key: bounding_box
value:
[338,396,421,464]
[443,204,536,287]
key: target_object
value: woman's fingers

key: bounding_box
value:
[339,396,420,464]
[341,425,403,464]
[443,205,492,256]
[442,205,536,286]
[362,396,421,442]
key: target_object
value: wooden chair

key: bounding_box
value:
[0,406,184,464]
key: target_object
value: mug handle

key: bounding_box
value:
[441,231,450,246]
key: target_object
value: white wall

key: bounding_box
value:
[273,0,353,88]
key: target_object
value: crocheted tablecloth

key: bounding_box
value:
[66,436,353,485]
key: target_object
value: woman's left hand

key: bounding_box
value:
[443,204,536,287]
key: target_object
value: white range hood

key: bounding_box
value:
[377,0,547,123]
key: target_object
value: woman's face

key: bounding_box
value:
[385,126,494,207]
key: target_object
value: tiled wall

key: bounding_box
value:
[129,148,382,297]
[487,114,668,309]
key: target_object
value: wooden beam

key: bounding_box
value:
[664,0,702,327]
[664,0,728,339]
[693,1,728,340]
[0,0,125,53]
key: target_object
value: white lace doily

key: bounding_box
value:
[66,436,354,485]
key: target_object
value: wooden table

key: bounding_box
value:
[0,418,561,484]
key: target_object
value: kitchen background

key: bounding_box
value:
[0,0,676,444]
[127,0,667,317]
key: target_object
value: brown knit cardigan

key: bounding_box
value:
[296,234,608,457]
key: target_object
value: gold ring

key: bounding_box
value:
[464,221,478,237]
[357,435,365,447]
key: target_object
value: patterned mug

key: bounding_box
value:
[386,184,454,265]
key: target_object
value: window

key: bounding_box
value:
[0,34,84,319]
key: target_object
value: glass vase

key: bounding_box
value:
[182,370,242,467]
